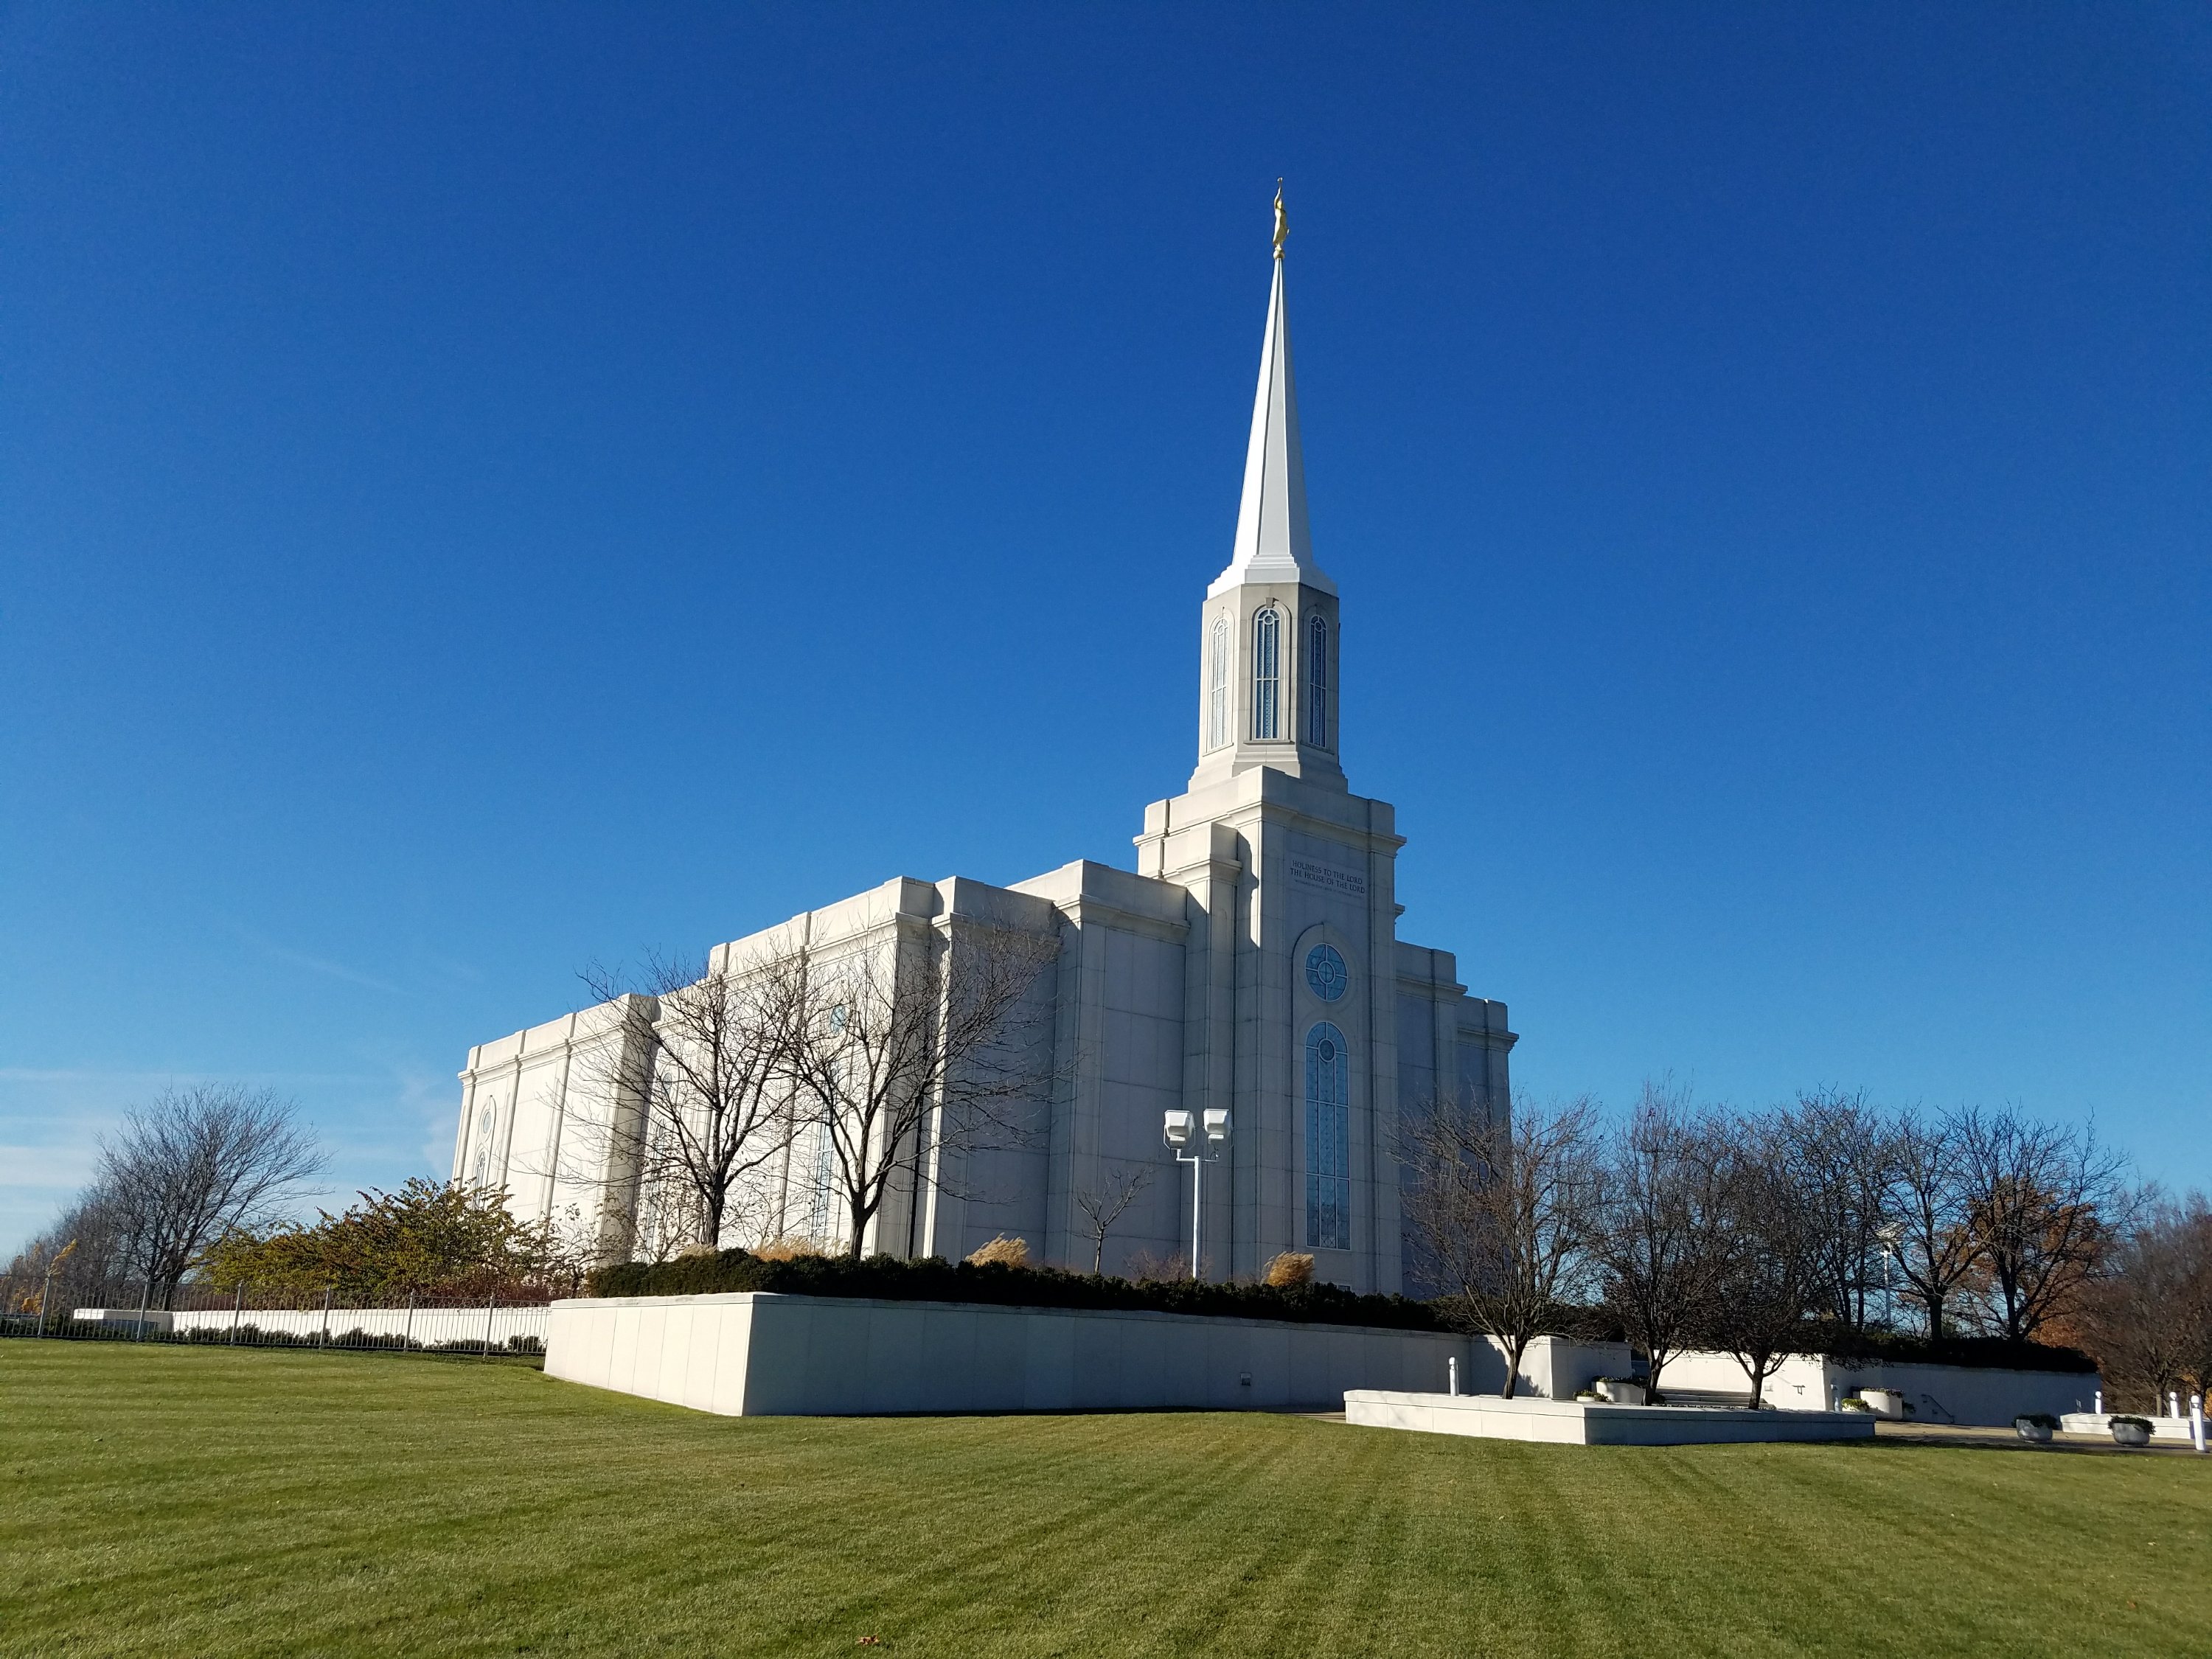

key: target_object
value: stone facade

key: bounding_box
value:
[452,240,1514,1295]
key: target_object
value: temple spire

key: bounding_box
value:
[1209,187,1335,599]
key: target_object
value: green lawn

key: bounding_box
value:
[1,1343,2206,1658]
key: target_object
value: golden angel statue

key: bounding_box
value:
[1273,182,1289,257]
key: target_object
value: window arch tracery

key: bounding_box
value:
[1206,616,1230,752]
[1306,613,1329,748]
[1252,607,1281,740]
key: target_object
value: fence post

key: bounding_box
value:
[319,1284,333,1349]
[135,1277,151,1343]
[38,1262,57,1338]
[403,1290,416,1352]
[231,1284,244,1345]
[482,1290,496,1360]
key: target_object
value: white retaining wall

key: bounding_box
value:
[1509,1335,1635,1399]
[540,1293,2096,1426]
[1345,1389,1876,1446]
[1657,1349,2098,1427]
[547,1292,1481,1416]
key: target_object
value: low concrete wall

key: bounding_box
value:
[547,1292,1480,1416]
[1657,1349,2100,1427]
[1512,1336,1634,1399]
[70,1309,173,1335]
[71,1306,550,1347]
[1344,1390,1875,1446]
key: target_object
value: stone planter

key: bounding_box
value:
[1859,1388,1906,1420]
[1594,1379,1647,1406]
[2014,1416,2054,1444]
[2110,1419,2152,1448]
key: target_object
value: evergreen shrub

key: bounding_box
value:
[1814,1329,2100,1374]
[585,1251,1445,1332]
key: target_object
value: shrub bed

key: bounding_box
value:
[1816,1331,2100,1374]
[585,1251,1446,1332]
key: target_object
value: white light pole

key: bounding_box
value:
[1875,1224,1902,1332]
[1164,1108,1231,1281]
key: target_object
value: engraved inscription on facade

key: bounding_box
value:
[1289,857,1366,898]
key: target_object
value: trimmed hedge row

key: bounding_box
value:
[585,1251,1446,1332]
[1815,1330,2100,1374]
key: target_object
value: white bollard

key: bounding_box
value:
[2192,1394,2205,1455]
[2169,1391,2181,1421]
[1447,1356,1459,1397]
[2094,1389,2104,1415]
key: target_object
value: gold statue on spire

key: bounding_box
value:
[1273,181,1288,259]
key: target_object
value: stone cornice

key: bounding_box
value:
[1053,897,1191,945]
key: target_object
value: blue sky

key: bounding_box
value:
[3,4,2207,1253]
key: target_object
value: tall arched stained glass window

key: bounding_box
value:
[1306,613,1329,748]
[1205,616,1230,751]
[1252,607,1281,740]
[1304,1022,1350,1250]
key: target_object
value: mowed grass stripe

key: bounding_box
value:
[2,1342,2208,1658]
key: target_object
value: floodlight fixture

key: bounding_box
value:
[1166,1107,1231,1282]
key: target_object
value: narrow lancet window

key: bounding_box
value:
[1306,613,1329,748]
[1205,616,1230,752]
[1252,607,1281,740]
[1305,1022,1351,1250]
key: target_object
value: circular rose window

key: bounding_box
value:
[1304,943,1348,1001]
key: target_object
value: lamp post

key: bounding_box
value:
[1164,1107,1231,1281]
[1875,1224,1902,1332]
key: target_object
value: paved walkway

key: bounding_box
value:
[1875,1421,2207,1458]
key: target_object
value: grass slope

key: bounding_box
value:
[1,1343,2205,1658]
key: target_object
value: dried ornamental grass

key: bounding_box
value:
[751,1237,830,1262]
[1264,1252,1315,1287]
[964,1236,1029,1267]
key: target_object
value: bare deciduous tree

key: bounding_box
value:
[1703,1115,1825,1407]
[1892,1112,1980,1341]
[580,952,801,1255]
[1781,1088,1899,1337]
[1955,1107,2125,1340]
[2081,1191,2211,1411]
[4,1187,135,1313]
[1399,1091,1599,1398]
[1071,1161,1155,1275]
[1588,1085,1736,1399]
[96,1085,325,1307]
[778,924,1060,1259]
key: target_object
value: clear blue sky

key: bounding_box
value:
[4,4,2207,1253]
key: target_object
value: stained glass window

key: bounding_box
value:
[1206,616,1230,751]
[1305,1022,1350,1250]
[1252,607,1281,740]
[1304,943,1347,1001]
[1306,613,1329,748]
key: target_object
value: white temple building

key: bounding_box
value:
[451,218,1514,1295]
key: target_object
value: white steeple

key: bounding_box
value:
[1186,187,1346,793]
[1208,192,1335,599]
